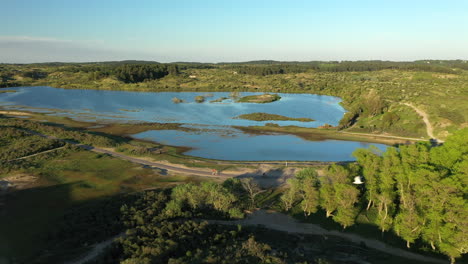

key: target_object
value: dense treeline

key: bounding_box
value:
[281,129,468,263]
[114,64,179,83]
[231,64,312,76]
[59,63,180,82]
[20,69,48,79]
[225,60,466,76]
[315,61,458,74]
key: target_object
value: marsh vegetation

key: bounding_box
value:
[235,112,315,122]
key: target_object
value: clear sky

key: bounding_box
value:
[1,0,468,63]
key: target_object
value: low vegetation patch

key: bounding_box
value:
[209,96,229,103]
[235,112,315,122]
[172,97,185,103]
[0,90,16,93]
[194,95,205,103]
[237,93,281,103]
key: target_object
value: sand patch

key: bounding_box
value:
[0,111,31,116]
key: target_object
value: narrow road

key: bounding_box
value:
[88,146,232,178]
[7,146,66,162]
[210,210,447,264]
[402,103,442,142]
[67,233,124,264]
[69,210,447,264]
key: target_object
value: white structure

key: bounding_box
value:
[353,176,364,185]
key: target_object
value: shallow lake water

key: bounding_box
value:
[0,86,344,127]
[134,128,387,161]
[0,86,387,161]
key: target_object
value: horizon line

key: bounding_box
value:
[2,58,468,65]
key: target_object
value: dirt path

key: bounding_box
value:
[66,233,124,264]
[7,146,66,162]
[210,210,447,264]
[402,103,442,142]
[65,210,446,264]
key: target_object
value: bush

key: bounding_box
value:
[194,95,205,103]
[172,97,184,103]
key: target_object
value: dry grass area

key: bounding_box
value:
[0,174,38,193]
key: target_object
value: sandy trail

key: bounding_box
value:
[210,210,447,264]
[66,233,124,264]
[7,146,66,162]
[71,210,447,264]
[402,103,442,142]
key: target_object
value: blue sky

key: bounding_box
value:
[1,0,468,62]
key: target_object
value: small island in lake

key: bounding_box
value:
[172,97,185,103]
[235,112,315,122]
[237,93,281,103]
[194,95,205,103]
[0,90,17,93]
[210,97,229,103]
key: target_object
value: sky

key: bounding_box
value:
[1,0,468,63]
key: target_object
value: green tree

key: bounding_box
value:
[318,180,338,218]
[295,168,319,216]
[354,147,382,210]
[375,147,399,232]
[333,184,360,228]
[394,198,422,248]
[281,178,300,211]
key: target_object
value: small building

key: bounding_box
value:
[189,75,197,79]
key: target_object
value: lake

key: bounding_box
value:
[0,86,387,161]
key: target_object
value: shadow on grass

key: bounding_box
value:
[0,181,139,264]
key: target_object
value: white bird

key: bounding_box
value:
[353,176,364,184]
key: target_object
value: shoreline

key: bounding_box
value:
[0,107,418,150]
